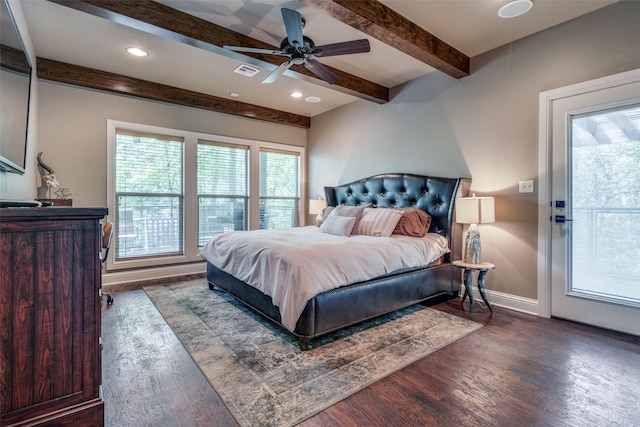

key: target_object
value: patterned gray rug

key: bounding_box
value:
[144,281,482,427]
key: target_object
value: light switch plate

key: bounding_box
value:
[519,180,534,193]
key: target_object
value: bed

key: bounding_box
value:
[202,173,471,350]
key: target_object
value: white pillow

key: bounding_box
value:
[356,208,404,237]
[320,215,357,237]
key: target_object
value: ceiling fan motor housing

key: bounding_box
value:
[281,36,316,55]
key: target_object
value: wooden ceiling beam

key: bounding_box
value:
[301,0,470,79]
[0,45,30,73]
[37,57,311,128]
[47,0,389,103]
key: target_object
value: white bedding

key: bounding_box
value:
[200,226,450,332]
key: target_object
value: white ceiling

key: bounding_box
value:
[20,0,617,118]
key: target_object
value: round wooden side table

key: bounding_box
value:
[453,260,495,314]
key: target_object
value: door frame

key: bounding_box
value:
[537,68,640,318]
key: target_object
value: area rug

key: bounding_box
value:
[144,281,482,427]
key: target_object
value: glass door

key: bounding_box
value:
[570,106,640,307]
[550,78,640,336]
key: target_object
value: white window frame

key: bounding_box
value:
[106,119,306,271]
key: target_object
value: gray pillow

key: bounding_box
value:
[329,205,367,232]
[320,215,356,236]
[320,206,335,225]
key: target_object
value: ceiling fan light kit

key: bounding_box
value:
[498,0,533,18]
[223,8,370,85]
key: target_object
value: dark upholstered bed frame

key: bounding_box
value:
[207,173,471,350]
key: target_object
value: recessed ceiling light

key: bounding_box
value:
[126,47,148,57]
[305,96,321,103]
[498,0,533,18]
[290,92,303,98]
[229,92,240,98]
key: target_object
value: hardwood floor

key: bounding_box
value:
[101,282,640,427]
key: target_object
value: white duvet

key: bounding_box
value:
[200,226,450,332]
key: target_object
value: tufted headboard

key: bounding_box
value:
[324,173,471,260]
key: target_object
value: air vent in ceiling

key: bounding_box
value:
[233,64,261,77]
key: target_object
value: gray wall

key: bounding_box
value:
[35,82,306,208]
[308,1,640,300]
[6,1,639,301]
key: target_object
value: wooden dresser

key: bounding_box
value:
[0,207,107,426]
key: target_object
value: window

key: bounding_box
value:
[107,120,305,271]
[259,148,300,229]
[197,140,249,246]
[114,130,184,259]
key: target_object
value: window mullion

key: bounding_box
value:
[184,134,198,260]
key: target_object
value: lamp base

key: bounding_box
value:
[315,214,322,227]
[463,224,482,264]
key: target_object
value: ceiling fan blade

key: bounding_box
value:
[313,39,371,57]
[281,8,304,48]
[223,45,286,56]
[262,61,294,84]
[304,58,340,85]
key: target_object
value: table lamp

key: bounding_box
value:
[455,194,495,264]
[309,198,327,226]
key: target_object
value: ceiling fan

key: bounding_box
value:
[223,8,370,85]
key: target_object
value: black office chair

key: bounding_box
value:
[101,222,114,305]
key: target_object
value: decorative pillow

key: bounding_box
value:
[319,215,356,237]
[356,208,404,237]
[393,207,432,237]
[329,204,368,231]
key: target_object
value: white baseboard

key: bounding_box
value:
[103,262,206,286]
[461,287,538,316]
[104,264,538,316]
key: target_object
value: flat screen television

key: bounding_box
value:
[0,0,33,175]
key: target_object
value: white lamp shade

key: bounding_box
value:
[456,196,495,224]
[309,199,327,215]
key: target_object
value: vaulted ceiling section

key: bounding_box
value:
[37,0,469,128]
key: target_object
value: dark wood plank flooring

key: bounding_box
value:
[101,283,640,427]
